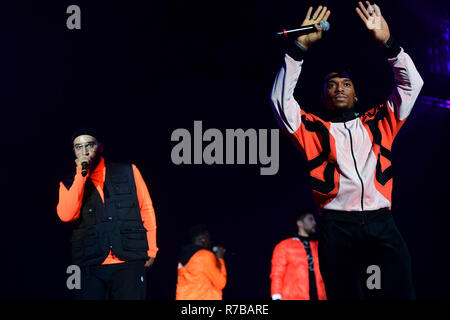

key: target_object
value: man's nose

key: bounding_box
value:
[82,146,90,155]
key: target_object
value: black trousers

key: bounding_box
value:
[74,260,147,300]
[318,208,415,300]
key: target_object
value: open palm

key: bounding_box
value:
[356,1,390,44]
[297,5,331,49]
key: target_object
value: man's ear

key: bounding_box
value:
[296,220,303,229]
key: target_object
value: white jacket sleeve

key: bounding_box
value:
[270,54,305,134]
[386,48,424,121]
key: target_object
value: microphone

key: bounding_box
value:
[81,162,88,177]
[276,20,330,37]
[212,246,237,256]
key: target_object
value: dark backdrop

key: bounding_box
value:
[1,0,450,300]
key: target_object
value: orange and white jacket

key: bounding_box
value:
[271,48,423,212]
[176,247,227,300]
[270,237,326,300]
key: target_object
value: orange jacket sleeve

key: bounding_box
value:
[209,257,227,290]
[193,250,227,290]
[56,166,87,222]
[270,242,287,298]
[132,164,158,258]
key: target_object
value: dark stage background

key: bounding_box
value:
[1,0,450,299]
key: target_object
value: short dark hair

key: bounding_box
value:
[323,69,353,82]
[295,210,315,223]
[188,224,209,243]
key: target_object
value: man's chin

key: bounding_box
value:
[334,103,352,110]
[327,103,352,114]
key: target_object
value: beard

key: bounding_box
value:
[305,227,317,237]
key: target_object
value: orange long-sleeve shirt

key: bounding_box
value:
[57,157,158,264]
[176,249,227,300]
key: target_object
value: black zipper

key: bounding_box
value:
[344,122,365,213]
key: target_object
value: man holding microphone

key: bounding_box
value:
[271,2,423,299]
[57,128,158,299]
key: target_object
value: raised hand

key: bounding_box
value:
[356,1,390,44]
[296,5,331,49]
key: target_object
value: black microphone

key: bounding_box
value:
[276,20,330,37]
[81,162,88,177]
[212,246,237,256]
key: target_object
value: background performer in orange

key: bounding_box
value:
[176,224,227,300]
[271,211,326,300]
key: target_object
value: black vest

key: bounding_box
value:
[71,162,149,266]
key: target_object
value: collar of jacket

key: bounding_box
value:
[326,108,360,123]
[293,234,319,241]
[293,235,312,241]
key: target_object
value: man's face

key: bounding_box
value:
[73,134,101,164]
[299,213,317,236]
[323,74,357,113]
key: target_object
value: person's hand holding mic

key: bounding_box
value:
[212,246,226,259]
[75,156,90,177]
[296,5,331,49]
